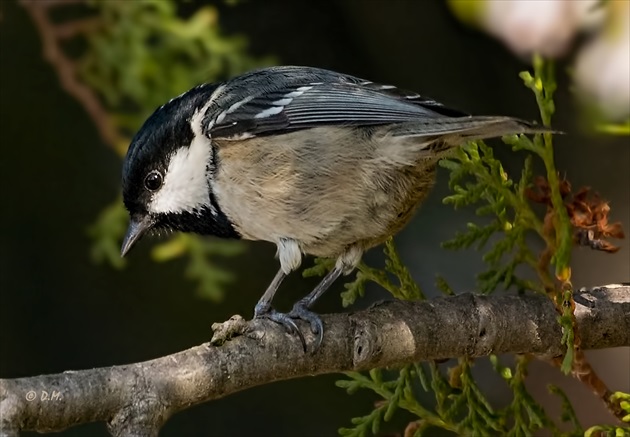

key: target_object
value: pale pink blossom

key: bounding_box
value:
[574,1,630,120]
[480,0,603,57]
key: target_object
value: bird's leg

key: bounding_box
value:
[253,268,306,349]
[253,268,286,317]
[295,266,343,309]
[288,266,343,349]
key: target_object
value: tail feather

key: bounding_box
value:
[388,116,555,145]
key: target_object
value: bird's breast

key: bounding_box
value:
[212,127,445,257]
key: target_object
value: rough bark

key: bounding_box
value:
[1,284,629,436]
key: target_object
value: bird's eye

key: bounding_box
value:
[144,171,163,191]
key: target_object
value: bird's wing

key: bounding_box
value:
[203,66,468,140]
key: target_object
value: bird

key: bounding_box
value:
[120,65,548,351]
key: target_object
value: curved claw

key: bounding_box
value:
[255,309,307,352]
[288,304,324,352]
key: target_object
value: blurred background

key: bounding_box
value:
[0,1,628,436]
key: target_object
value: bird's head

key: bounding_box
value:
[120,83,238,257]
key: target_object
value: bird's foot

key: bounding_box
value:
[254,303,324,352]
[287,303,324,351]
[254,304,307,351]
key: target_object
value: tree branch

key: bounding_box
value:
[1,284,628,436]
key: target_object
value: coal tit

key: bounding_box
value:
[121,66,547,350]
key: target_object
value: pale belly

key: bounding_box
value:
[212,127,445,258]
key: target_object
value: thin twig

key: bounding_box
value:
[22,0,84,10]
[54,17,102,39]
[20,0,121,151]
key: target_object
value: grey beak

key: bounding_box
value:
[121,216,153,257]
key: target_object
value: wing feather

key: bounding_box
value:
[204,67,467,139]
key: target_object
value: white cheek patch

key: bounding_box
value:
[149,133,214,215]
[148,85,237,215]
[149,98,223,215]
